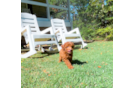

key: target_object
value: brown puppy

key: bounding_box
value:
[59,42,74,69]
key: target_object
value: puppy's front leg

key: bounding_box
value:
[59,56,62,63]
[64,59,74,69]
[69,58,72,62]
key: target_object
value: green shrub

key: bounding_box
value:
[96,26,113,40]
[80,27,96,40]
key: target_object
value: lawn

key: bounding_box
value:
[21,41,113,88]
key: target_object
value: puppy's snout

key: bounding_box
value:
[70,47,73,50]
[68,48,72,52]
[69,49,73,51]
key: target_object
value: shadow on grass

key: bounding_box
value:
[42,50,59,55]
[74,46,89,49]
[29,51,59,59]
[29,54,48,59]
[72,60,87,65]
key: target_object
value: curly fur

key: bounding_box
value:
[59,42,75,69]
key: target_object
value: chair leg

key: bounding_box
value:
[40,45,46,52]
[62,35,66,45]
[68,27,87,48]
[38,45,40,51]
[21,25,37,58]
[81,39,87,48]
[56,42,61,51]
[75,28,87,48]
[54,36,61,51]
[21,50,36,58]
[49,47,54,51]
[82,39,87,48]
[49,38,54,51]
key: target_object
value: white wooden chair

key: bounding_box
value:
[21,13,61,58]
[51,19,87,48]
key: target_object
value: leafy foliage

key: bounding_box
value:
[49,0,68,20]
[70,0,113,40]
[48,0,113,40]
[96,26,113,40]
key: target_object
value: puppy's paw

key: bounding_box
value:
[68,66,74,69]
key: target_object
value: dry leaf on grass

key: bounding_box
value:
[79,49,82,51]
[98,66,101,68]
[43,70,49,73]
[41,79,43,81]
[102,62,105,64]
[25,68,30,70]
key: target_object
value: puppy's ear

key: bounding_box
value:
[73,44,75,49]
[72,42,75,49]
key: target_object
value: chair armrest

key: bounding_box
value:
[21,25,31,36]
[67,27,80,34]
[40,27,54,34]
[55,28,63,35]
[54,30,60,35]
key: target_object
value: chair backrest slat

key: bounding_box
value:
[51,19,67,34]
[21,13,40,33]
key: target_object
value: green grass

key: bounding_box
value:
[21,41,113,88]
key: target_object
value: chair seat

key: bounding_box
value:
[65,39,82,42]
[64,34,81,37]
[32,34,55,39]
